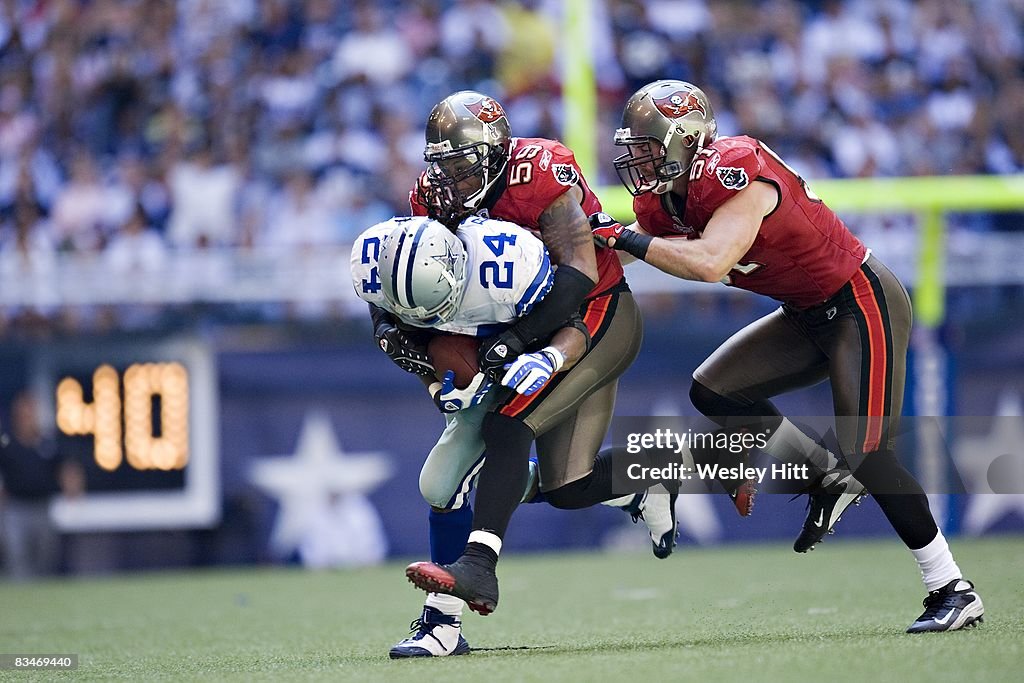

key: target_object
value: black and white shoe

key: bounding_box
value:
[622,490,679,559]
[406,547,500,616]
[389,605,471,658]
[793,470,865,553]
[906,579,985,633]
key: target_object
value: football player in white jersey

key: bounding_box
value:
[351,215,675,657]
[362,214,554,337]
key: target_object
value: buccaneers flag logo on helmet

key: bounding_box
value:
[466,97,507,124]
[653,91,707,119]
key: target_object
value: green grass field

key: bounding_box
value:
[1,537,1021,682]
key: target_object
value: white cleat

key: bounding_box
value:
[623,489,679,559]
[388,606,471,658]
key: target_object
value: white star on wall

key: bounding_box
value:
[955,391,1024,535]
[249,411,393,556]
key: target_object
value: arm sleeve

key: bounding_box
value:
[505,265,595,348]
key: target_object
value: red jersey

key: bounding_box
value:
[633,135,866,309]
[411,137,624,299]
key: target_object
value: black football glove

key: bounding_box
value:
[478,327,529,377]
[374,324,435,377]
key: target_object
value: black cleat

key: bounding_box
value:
[907,579,985,633]
[793,470,865,552]
[406,552,499,616]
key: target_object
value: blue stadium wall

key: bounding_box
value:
[2,295,1021,571]
[211,308,1023,562]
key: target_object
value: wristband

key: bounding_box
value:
[539,347,565,372]
[615,230,654,260]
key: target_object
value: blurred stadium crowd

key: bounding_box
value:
[1,0,1023,334]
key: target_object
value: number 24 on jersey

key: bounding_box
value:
[479,232,517,289]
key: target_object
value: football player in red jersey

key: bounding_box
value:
[595,80,984,633]
[389,91,686,622]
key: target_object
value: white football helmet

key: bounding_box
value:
[377,217,468,327]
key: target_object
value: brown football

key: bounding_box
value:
[428,334,480,389]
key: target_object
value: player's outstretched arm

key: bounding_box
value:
[599,181,774,283]
[650,180,773,282]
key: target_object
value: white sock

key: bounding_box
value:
[602,494,636,508]
[911,530,963,591]
[468,529,502,555]
[763,418,838,473]
[425,592,465,616]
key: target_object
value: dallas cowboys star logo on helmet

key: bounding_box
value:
[432,240,460,283]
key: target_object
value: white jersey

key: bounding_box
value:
[351,215,553,336]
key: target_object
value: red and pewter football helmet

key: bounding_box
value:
[613,80,717,196]
[421,91,512,226]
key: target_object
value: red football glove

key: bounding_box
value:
[589,212,626,248]
[589,211,653,259]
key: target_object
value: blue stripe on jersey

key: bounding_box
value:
[389,229,408,305]
[473,323,509,338]
[522,275,555,317]
[404,220,428,308]
[515,252,554,316]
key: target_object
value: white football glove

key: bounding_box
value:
[430,370,493,413]
[500,347,565,396]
